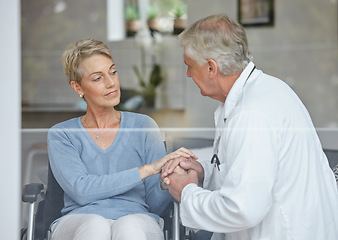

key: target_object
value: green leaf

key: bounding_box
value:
[133,65,146,88]
[149,64,163,87]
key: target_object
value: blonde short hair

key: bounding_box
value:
[62,38,112,84]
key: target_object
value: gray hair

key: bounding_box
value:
[177,14,252,75]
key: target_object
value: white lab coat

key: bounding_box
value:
[180,62,338,240]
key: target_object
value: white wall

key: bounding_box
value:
[0,0,21,239]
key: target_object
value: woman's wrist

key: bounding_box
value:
[139,164,154,180]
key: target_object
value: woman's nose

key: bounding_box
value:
[106,75,115,87]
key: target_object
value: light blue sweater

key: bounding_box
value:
[47,111,172,222]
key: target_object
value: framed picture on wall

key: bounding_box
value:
[238,0,274,27]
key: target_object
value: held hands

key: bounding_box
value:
[154,147,197,175]
[161,156,204,184]
[139,147,197,180]
[160,151,205,202]
[160,163,187,190]
[167,168,200,202]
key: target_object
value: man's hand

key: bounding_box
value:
[160,162,187,190]
[162,157,205,202]
[162,157,204,184]
[167,169,199,202]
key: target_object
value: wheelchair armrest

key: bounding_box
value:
[22,183,44,203]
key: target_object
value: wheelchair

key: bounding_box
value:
[20,136,219,240]
[21,133,215,240]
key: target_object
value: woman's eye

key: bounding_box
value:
[109,70,117,76]
[94,75,103,81]
[92,77,101,82]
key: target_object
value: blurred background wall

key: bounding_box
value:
[21,0,338,130]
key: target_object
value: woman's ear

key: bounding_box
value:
[70,81,83,97]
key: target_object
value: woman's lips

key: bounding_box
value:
[105,90,118,96]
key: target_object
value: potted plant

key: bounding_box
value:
[172,3,187,35]
[134,63,163,108]
[147,5,160,32]
[125,5,140,37]
[133,27,164,108]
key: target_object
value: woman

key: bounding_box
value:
[47,38,194,240]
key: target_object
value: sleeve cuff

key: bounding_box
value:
[181,183,198,201]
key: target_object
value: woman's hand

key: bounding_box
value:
[139,147,197,180]
[153,147,197,175]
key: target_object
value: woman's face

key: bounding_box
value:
[76,54,121,110]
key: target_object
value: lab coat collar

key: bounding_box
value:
[214,61,256,125]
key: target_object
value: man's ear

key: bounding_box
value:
[70,81,83,96]
[207,59,218,77]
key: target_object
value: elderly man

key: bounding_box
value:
[162,14,338,240]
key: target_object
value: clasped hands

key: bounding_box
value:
[160,147,204,202]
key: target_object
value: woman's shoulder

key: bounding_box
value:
[48,117,83,142]
[50,117,81,130]
[122,111,157,127]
